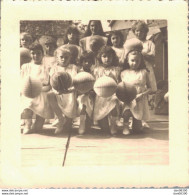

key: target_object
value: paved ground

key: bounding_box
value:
[20,112,169,167]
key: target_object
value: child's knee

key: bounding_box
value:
[123,109,132,122]
[22,108,33,119]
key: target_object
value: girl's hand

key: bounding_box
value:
[52,88,60,95]
[135,93,144,101]
[42,85,51,92]
[58,87,76,95]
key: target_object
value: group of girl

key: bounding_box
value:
[20,20,157,136]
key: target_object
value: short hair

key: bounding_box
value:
[54,47,71,57]
[84,20,105,37]
[80,50,95,64]
[131,21,149,34]
[123,50,148,71]
[97,45,119,66]
[29,42,44,55]
[64,26,80,45]
[20,32,33,42]
[107,31,124,47]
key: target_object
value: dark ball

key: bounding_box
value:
[116,82,137,103]
[50,71,72,92]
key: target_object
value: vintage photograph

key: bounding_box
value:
[20,20,169,167]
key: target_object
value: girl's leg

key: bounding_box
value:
[78,105,87,135]
[122,109,132,135]
[110,107,118,135]
[132,117,142,133]
[32,114,45,132]
[98,116,110,134]
[63,116,72,132]
[79,105,92,135]
[22,108,33,134]
[47,92,65,134]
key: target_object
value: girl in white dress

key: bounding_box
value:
[47,47,79,134]
[21,43,53,134]
[121,47,153,135]
[93,46,121,135]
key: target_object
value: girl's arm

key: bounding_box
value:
[142,41,155,64]
[42,75,51,92]
[135,71,152,101]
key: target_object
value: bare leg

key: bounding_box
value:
[122,109,132,135]
[98,116,110,134]
[32,114,45,132]
[22,108,33,134]
[78,105,87,135]
[110,107,118,135]
[47,92,65,134]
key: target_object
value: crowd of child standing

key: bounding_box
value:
[20,20,158,136]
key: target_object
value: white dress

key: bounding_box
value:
[49,64,79,119]
[93,65,121,121]
[20,62,54,119]
[121,69,151,121]
[124,38,157,92]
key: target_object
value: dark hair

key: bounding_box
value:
[29,43,44,55]
[107,31,124,47]
[64,26,80,45]
[123,50,148,71]
[84,20,105,37]
[97,45,119,67]
[131,21,149,34]
[80,50,95,64]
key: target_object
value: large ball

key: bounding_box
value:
[50,71,72,92]
[73,72,95,94]
[164,92,169,102]
[94,76,117,98]
[20,48,31,66]
[116,82,137,103]
[21,76,42,98]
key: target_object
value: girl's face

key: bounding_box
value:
[67,32,77,44]
[82,58,93,72]
[20,35,31,48]
[44,43,56,56]
[90,21,99,35]
[30,49,43,65]
[127,53,141,70]
[56,50,71,67]
[111,34,121,48]
[134,28,147,41]
[101,53,113,67]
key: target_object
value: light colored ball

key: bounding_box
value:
[20,48,31,66]
[21,76,42,98]
[164,92,169,102]
[73,72,95,94]
[94,76,117,98]
[50,71,72,92]
[116,82,137,103]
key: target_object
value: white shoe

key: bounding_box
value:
[123,123,130,135]
[23,119,33,134]
[142,121,150,128]
[52,119,59,127]
[54,119,66,135]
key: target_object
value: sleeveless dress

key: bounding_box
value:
[20,62,54,119]
[121,69,151,121]
[93,65,121,121]
[124,38,157,92]
[49,64,78,119]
